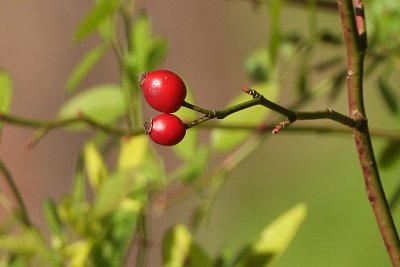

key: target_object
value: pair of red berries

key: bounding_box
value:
[140,70,187,146]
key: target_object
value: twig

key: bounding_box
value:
[0,113,138,146]
[338,1,400,265]
[183,87,359,131]
[0,158,31,227]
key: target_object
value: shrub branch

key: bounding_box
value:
[338,0,400,265]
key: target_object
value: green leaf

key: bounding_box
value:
[379,141,400,169]
[176,146,209,183]
[173,87,198,160]
[233,203,307,267]
[130,12,151,73]
[125,12,168,74]
[72,151,86,202]
[43,198,64,240]
[66,44,109,94]
[73,0,120,42]
[92,172,143,218]
[58,84,127,129]
[84,142,109,190]
[148,36,168,70]
[0,70,12,113]
[211,81,278,152]
[162,224,212,267]
[245,48,271,82]
[378,77,399,115]
[91,204,139,266]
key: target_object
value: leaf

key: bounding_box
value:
[125,12,168,74]
[73,0,120,42]
[378,77,399,115]
[84,142,109,190]
[245,48,271,83]
[66,44,109,94]
[58,84,127,129]
[64,241,92,267]
[91,198,140,267]
[0,228,44,255]
[147,37,168,70]
[0,70,12,113]
[72,151,86,202]
[127,12,151,74]
[211,81,278,152]
[92,172,143,218]
[173,87,198,160]
[43,198,64,240]
[118,135,148,171]
[162,224,212,267]
[176,146,209,183]
[232,203,307,267]
[379,141,400,169]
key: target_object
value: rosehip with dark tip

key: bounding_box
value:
[140,70,187,113]
[145,114,186,146]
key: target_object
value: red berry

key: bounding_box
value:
[145,114,186,146]
[140,70,187,113]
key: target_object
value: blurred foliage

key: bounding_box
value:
[0,0,400,266]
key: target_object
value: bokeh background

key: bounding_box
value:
[1,1,399,266]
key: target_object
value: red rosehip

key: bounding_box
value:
[145,114,186,146]
[140,70,187,113]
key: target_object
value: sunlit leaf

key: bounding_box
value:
[0,228,44,255]
[84,142,109,190]
[0,70,12,113]
[233,203,307,267]
[64,240,92,267]
[162,224,212,267]
[73,0,120,42]
[118,135,148,171]
[66,44,109,94]
[58,84,127,130]
[211,81,278,152]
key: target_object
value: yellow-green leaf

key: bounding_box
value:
[84,142,108,190]
[0,70,12,113]
[162,224,212,267]
[234,203,307,267]
[58,84,126,130]
[117,135,148,171]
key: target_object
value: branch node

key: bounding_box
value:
[272,119,291,135]
[242,86,261,98]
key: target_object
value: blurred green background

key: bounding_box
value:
[0,1,399,266]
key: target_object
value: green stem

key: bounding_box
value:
[0,158,31,227]
[135,209,150,267]
[338,1,400,265]
[0,113,138,147]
